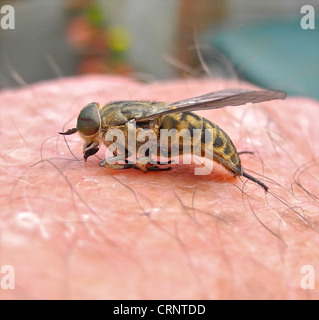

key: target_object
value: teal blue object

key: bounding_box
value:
[204,19,319,100]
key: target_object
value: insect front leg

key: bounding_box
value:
[83,141,100,161]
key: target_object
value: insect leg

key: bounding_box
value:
[100,154,127,163]
[83,141,100,161]
[150,143,173,165]
[112,147,133,162]
[99,151,142,169]
[130,164,172,171]
[84,141,99,153]
[84,147,99,161]
[144,166,171,171]
[99,155,133,169]
[99,162,134,170]
[132,155,172,171]
[99,153,130,169]
[133,156,155,172]
[152,160,174,165]
[100,143,133,167]
[237,151,254,155]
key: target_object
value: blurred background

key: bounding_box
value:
[0,0,318,99]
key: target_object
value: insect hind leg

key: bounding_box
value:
[237,151,254,155]
[132,165,171,171]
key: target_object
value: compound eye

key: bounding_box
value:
[77,102,101,136]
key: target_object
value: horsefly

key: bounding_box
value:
[60,89,286,191]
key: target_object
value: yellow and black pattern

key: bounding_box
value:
[60,89,287,191]
[202,118,241,174]
[160,112,242,176]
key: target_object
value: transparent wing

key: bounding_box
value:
[137,89,286,121]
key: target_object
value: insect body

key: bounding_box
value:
[60,89,286,191]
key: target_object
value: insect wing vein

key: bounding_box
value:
[136,89,286,121]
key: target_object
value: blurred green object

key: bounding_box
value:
[85,2,105,27]
[203,19,319,100]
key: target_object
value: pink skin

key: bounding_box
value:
[0,75,318,299]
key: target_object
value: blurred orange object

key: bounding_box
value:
[65,0,132,76]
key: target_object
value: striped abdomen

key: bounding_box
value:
[160,112,242,176]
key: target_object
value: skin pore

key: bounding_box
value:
[0,75,318,299]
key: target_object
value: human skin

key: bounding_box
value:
[0,75,318,299]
